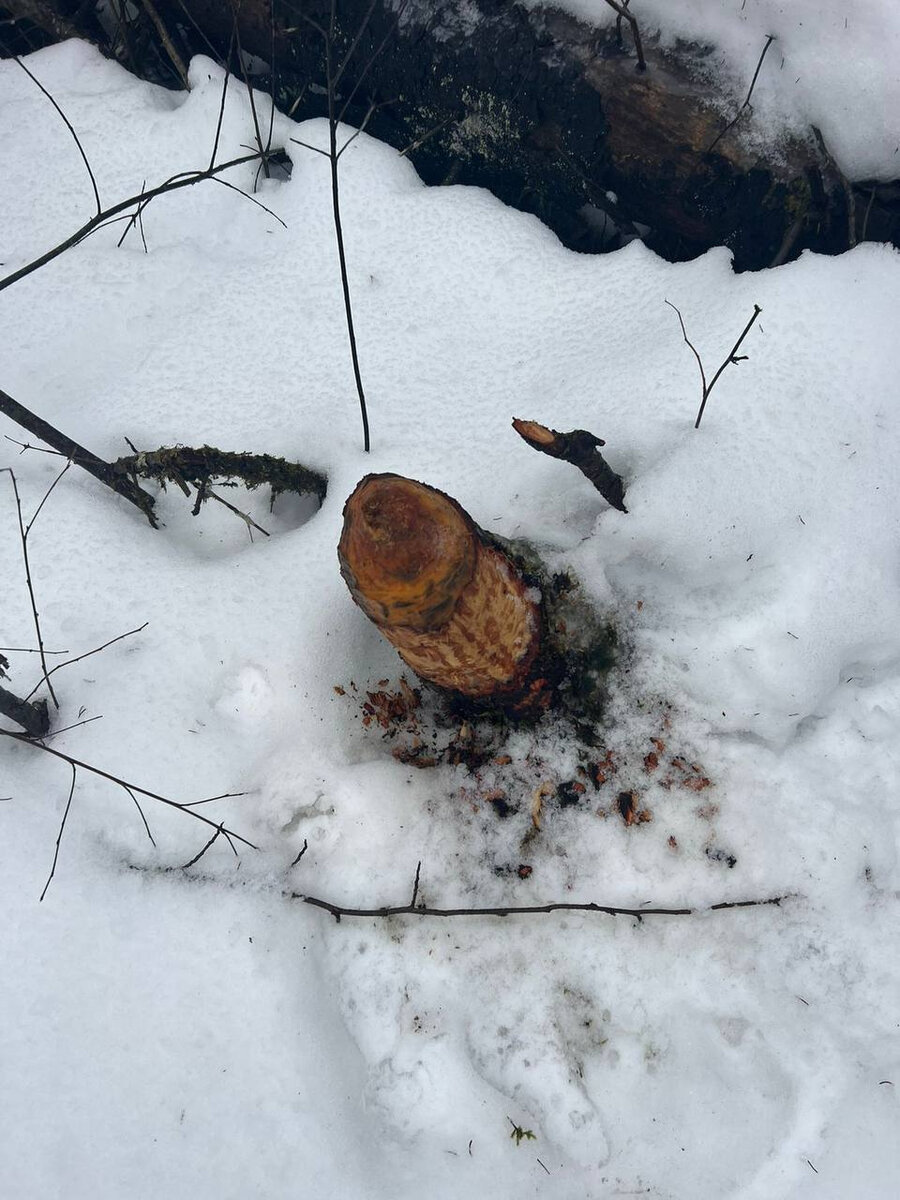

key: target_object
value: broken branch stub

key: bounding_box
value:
[513,419,627,512]
[338,474,546,706]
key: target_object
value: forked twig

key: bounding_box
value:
[665,300,762,429]
[602,0,646,71]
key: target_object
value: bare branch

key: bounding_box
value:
[0,728,257,850]
[0,150,263,296]
[209,27,236,172]
[292,875,795,923]
[207,174,287,227]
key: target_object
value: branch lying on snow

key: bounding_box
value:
[290,861,796,922]
[512,418,628,512]
[0,55,281,296]
[0,727,256,898]
[1,391,160,525]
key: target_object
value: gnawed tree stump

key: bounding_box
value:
[338,474,551,711]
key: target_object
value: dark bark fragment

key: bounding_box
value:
[0,683,50,737]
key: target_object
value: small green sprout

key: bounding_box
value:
[508,1117,537,1146]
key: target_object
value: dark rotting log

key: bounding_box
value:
[0,682,50,737]
[161,0,883,269]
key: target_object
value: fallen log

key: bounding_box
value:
[338,473,551,711]
[168,0,871,269]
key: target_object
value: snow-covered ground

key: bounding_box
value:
[1,20,898,1200]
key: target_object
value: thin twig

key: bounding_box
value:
[860,186,877,243]
[289,136,330,158]
[0,646,68,655]
[40,762,76,900]
[324,18,370,453]
[178,823,224,869]
[398,115,458,158]
[3,469,58,708]
[336,98,396,160]
[12,54,101,215]
[0,728,257,849]
[290,837,309,867]
[208,29,235,172]
[23,622,148,704]
[4,436,68,457]
[335,1,407,126]
[665,299,708,393]
[40,715,103,740]
[665,300,762,429]
[411,860,422,906]
[117,179,150,251]
[205,486,271,539]
[146,789,247,808]
[707,35,776,154]
[25,459,71,535]
[207,174,287,227]
[124,784,156,845]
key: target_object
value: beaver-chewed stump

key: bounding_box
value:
[338,474,554,715]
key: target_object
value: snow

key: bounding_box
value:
[1,30,899,1200]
